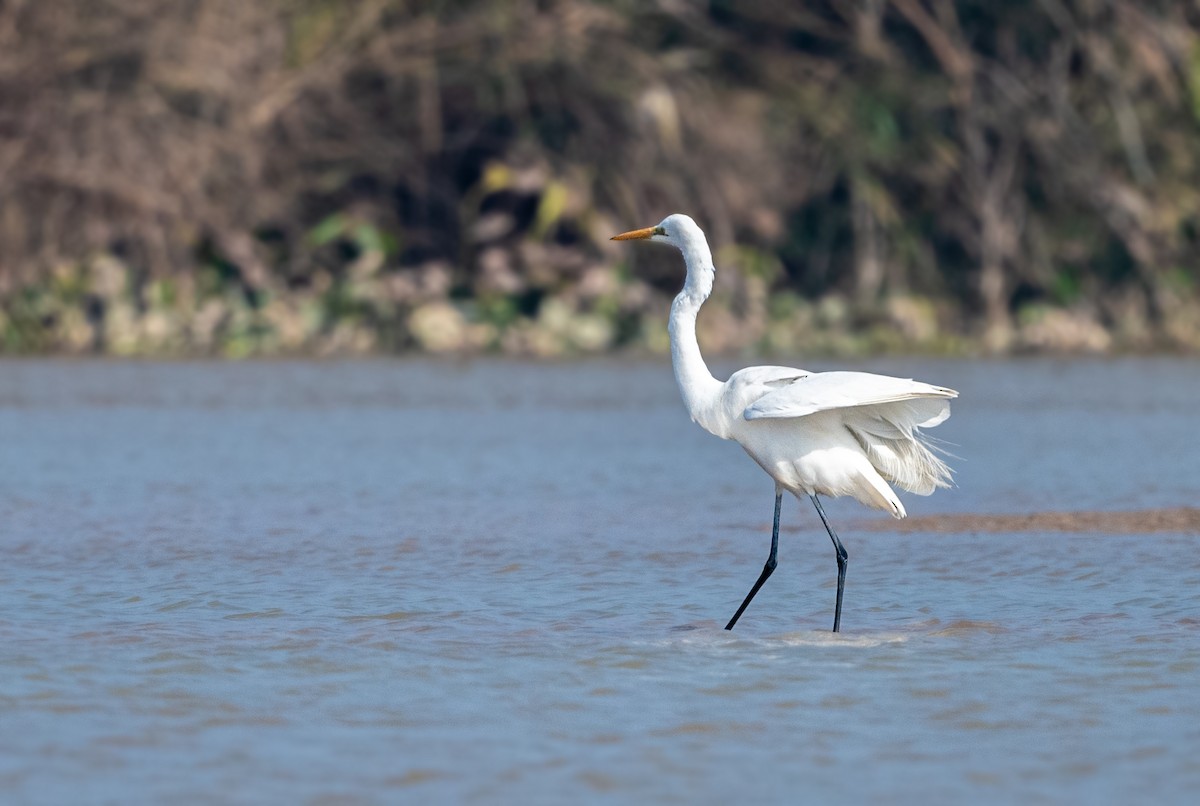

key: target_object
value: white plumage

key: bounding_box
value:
[613,213,957,632]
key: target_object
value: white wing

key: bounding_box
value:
[721,365,811,420]
[742,371,957,424]
[738,370,958,496]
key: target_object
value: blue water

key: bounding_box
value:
[2,358,1198,803]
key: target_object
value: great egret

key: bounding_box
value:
[613,214,957,632]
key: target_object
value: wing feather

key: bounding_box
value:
[843,406,955,494]
[742,371,957,421]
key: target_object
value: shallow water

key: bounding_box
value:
[2,357,1199,804]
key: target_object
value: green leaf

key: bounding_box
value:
[1190,43,1200,123]
[353,223,385,255]
[308,213,348,247]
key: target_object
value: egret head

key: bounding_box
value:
[611,214,704,250]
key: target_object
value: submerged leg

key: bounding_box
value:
[724,491,783,631]
[810,495,848,633]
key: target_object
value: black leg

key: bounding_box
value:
[810,495,848,632]
[725,491,783,631]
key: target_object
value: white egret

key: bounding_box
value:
[613,214,957,632]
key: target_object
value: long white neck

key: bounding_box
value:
[667,236,724,432]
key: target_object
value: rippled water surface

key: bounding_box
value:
[2,358,1199,804]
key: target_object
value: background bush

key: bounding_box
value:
[2,0,1198,355]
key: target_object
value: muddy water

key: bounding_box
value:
[2,358,1198,803]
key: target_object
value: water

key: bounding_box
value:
[2,357,1198,804]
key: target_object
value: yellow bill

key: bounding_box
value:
[611,225,661,241]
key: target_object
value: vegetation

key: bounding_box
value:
[2,0,1199,356]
